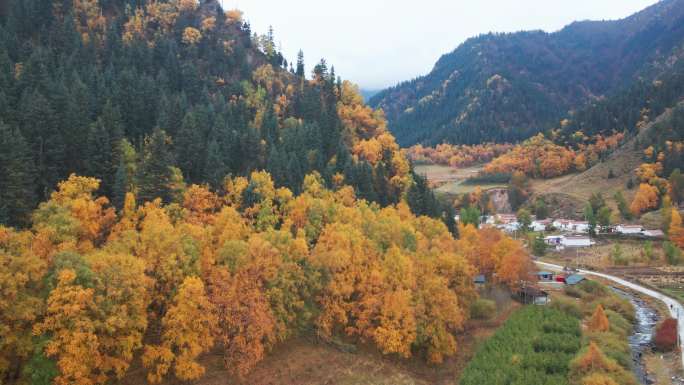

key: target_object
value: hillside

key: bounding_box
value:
[531,101,684,220]
[0,0,423,227]
[370,0,684,146]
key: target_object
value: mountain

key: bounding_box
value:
[360,88,380,102]
[369,0,684,146]
[0,0,420,227]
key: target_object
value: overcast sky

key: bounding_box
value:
[219,0,659,90]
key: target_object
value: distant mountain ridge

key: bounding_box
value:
[360,88,380,102]
[370,0,684,146]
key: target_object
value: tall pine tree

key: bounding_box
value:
[137,129,176,204]
[0,123,36,226]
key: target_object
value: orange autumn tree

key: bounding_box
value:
[630,183,660,216]
[338,83,411,194]
[311,223,378,339]
[481,132,623,178]
[587,304,610,332]
[208,267,277,378]
[134,200,198,318]
[86,252,149,380]
[0,227,47,380]
[33,269,103,385]
[337,80,387,141]
[182,184,222,225]
[406,142,513,168]
[455,224,532,287]
[493,236,533,287]
[669,208,684,248]
[571,341,619,374]
[370,247,417,357]
[143,276,217,383]
[33,250,149,385]
[32,174,116,255]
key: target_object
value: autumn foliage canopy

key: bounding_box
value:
[0,172,534,383]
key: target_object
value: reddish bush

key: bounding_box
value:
[654,318,678,352]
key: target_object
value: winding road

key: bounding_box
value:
[535,261,684,370]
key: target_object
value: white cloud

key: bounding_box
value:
[220,0,658,89]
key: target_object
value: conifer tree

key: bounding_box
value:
[175,111,206,183]
[86,119,114,195]
[137,129,176,204]
[18,89,66,198]
[295,49,305,77]
[112,159,129,211]
[0,123,36,226]
[587,304,610,332]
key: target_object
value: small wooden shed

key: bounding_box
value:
[516,286,549,305]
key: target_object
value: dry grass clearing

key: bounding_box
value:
[120,298,520,385]
[530,136,640,215]
[414,164,506,195]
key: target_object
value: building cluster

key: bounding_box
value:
[490,270,587,305]
[456,213,664,249]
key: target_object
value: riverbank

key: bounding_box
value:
[536,261,684,382]
[612,287,658,384]
[637,293,684,385]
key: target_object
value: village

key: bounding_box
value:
[469,213,665,249]
[461,213,671,307]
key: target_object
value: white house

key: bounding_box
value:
[551,219,590,233]
[531,218,552,232]
[552,219,569,230]
[568,221,590,233]
[562,236,594,247]
[544,235,594,248]
[616,225,643,234]
[642,229,665,238]
[497,221,520,233]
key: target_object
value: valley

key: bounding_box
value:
[2,0,684,384]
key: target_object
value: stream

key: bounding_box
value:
[611,287,659,385]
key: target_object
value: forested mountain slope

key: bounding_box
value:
[370,0,684,146]
[0,0,418,227]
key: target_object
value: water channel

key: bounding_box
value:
[612,286,659,385]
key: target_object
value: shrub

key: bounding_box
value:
[592,296,635,323]
[664,241,682,266]
[569,342,637,385]
[604,309,631,337]
[582,373,619,385]
[550,297,583,319]
[585,331,633,369]
[565,285,584,299]
[654,318,678,352]
[578,280,606,297]
[470,299,496,320]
